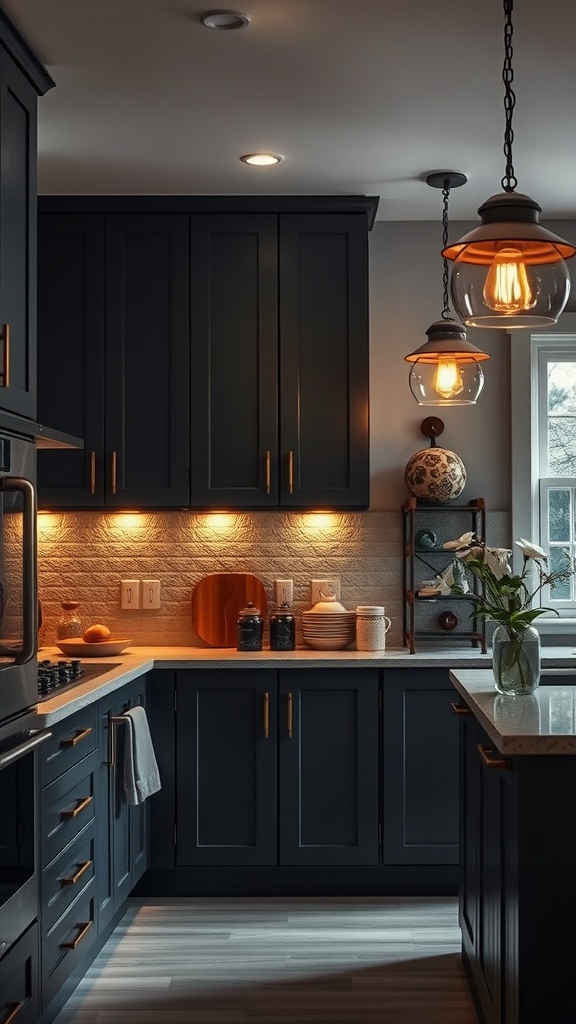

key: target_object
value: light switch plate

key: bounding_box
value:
[310,578,341,605]
[120,580,140,609]
[141,579,161,609]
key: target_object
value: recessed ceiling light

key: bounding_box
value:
[200,10,250,30]
[240,153,284,167]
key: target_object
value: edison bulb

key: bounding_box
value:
[432,357,464,400]
[482,244,536,313]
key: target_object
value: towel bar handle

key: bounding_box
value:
[103,714,128,767]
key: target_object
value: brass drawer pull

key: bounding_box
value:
[477,743,512,770]
[60,795,93,819]
[1,323,10,388]
[1,1003,24,1024]
[61,920,92,951]
[111,450,117,494]
[60,859,92,886]
[263,691,269,738]
[287,691,293,738]
[90,451,96,495]
[288,451,294,494]
[265,450,271,494]
[61,727,92,748]
[450,701,472,716]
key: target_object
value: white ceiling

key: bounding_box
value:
[3,0,576,222]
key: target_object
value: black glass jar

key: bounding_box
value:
[269,602,296,651]
[237,602,263,651]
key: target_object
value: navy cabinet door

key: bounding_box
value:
[382,669,460,866]
[175,669,277,865]
[279,669,379,865]
[98,676,149,931]
[105,215,190,507]
[0,50,38,419]
[279,214,370,509]
[37,214,106,506]
[189,214,278,507]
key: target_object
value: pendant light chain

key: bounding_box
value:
[501,0,517,192]
[441,183,451,320]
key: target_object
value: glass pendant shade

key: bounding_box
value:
[444,193,575,329]
[405,319,488,406]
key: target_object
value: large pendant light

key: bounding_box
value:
[442,0,576,330]
[405,172,489,406]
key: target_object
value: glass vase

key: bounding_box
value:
[491,623,541,695]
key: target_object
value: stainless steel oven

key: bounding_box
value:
[0,709,51,956]
[0,432,38,722]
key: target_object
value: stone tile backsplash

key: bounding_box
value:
[38,509,510,650]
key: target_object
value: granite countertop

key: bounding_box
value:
[449,667,576,755]
[33,644,576,726]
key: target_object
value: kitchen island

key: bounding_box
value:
[449,668,576,1024]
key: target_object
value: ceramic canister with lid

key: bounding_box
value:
[355,606,391,651]
[237,601,263,651]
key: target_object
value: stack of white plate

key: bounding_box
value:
[301,607,356,650]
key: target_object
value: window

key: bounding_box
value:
[511,319,576,629]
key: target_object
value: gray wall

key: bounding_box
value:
[367,217,576,513]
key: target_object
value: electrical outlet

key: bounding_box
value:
[310,578,341,605]
[141,579,161,609]
[120,580,140,609]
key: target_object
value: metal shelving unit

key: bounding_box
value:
[402,496,487,654]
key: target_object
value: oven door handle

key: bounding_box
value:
[0,728,52,767]
[0,476,37,665]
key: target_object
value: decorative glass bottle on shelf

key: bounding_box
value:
[56,600,83,640]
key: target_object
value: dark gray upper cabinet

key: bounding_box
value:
[0,13,54,420]
[37,213,190,507]
[37,197,375,509]
[189,212,370,508]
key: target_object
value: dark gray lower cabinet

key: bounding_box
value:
[97,676,148,933]
[382,669,460,866]
[458,701,576,1024]
[175,668,379,867]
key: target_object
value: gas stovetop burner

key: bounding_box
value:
[36,659,121,702]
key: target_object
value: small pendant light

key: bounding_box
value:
[443,0,576,329]
[405,172,490,406]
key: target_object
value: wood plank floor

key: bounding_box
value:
[54,897,479,1024]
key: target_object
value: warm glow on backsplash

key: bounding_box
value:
[37,509,508,650]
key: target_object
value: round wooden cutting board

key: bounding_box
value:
[191,572,268,648]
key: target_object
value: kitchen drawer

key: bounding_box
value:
[41,819,96,935]
[41,879,96,1010]
[0,922,39,1024]
[40,704,98,787]
[41,751,97,868]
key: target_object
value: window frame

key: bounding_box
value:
[511,315,576,632]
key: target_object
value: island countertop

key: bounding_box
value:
[449,667,576,754]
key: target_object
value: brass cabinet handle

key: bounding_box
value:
[1,323,10,388]
[90,451,96,495]
[60,920,92,950]
[1,1003,23,1024]
[288,451,294,494]
[60,795,93,819]
[263,691,269,738]
[450,702,472,716]
[477,743,512,770]
[287,691,293,738]
[61,727,92,748]
[111,451,117,495]
[60,859,92,886]
[265,450,271,494]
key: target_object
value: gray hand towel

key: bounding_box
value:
[123,705,161,805]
